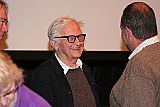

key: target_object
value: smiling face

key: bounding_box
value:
[54,21,84,62]
[0,4,8,41]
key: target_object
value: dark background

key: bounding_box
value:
[5,50,130,107]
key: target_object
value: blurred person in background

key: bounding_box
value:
[0,0,8,42]
[0,51,51,107]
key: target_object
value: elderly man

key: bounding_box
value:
[29,16,100,107]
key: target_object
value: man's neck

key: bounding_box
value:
[56,53,78,68]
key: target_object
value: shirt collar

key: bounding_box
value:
[128,35,160,59]
[55,53,82,75]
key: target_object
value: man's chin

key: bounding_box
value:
[73,54,82,59]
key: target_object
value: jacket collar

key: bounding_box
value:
[49,54,64,75]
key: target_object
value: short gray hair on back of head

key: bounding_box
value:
[47,16,84,41]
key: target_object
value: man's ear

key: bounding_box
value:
[50,40,59,50]
[126,27,134,38]
[126,27,139,41]
[125,26,142,50]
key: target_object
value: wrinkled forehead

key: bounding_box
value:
[58,22,81,35]
[0,4,7,19]
[0,3,5,10]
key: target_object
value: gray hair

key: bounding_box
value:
[48,16,84,41]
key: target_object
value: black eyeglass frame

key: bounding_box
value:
[54,34,86,43]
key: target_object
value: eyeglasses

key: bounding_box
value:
[54,34,86,43]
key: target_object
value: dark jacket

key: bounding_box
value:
[29,54,101,107]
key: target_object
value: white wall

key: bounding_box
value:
[3,0,160,51]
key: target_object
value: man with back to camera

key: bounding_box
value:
[29,16,101,107]
[110,2,160,107]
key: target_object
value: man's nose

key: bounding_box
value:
[74,37,80,44]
